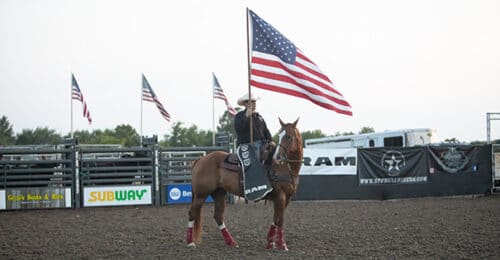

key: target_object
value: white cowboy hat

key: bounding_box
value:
[237,93,260,106]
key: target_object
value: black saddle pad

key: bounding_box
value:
[237,144,273,201]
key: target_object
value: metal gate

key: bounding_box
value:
[78,147,156,207]
[0,146,75,210]
[493,144,500,192]
[158,146,229,205]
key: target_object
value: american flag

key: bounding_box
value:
[71,73,92,124]
[142,74,171,122]
[249,10,352,116]
[212,73,237,116]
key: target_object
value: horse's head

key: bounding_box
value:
[274,118,303,164]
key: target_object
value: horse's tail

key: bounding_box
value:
[192,201,203,244]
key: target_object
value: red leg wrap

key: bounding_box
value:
[266,224,277,249]
[221,228,238,247]
[186,227,194,244]
[276,227,289,251]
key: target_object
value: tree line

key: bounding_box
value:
[0,113,340,147]
[3,114,492,147]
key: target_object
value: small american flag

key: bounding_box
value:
[142,74,171,122]
[71,73,92,124]
[249,10,352,116]
[212,73,237,116]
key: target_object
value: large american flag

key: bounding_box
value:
[212,73,237,116]
[249,10,352,116]
[142,74,171,122]
[71,73,92,124]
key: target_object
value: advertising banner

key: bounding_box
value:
[358,147,428,185]
[167,184,213,204]
[428,145,484,174]
[1,187,71,210]
[0,190,5,210]
[83,185,152,207]
[300,148,357,175]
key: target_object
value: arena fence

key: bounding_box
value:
[0,140,229,210]
[0,146,75,210]
[0,142,496,210]
[158,146,229,205]
[493,144,500,192]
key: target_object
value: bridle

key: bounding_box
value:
[274,127,302,164]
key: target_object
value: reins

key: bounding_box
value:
[271,127,303,186]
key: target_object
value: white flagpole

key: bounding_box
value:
[70,73,74,139]
[212,74,216,146]
[140,74,144,146]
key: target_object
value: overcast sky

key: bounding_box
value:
[1,0,499,142]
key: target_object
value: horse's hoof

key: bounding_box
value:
[187,242,196,248]
[265,241,275,249]
[277,243,289,251]
[226,241,239,248]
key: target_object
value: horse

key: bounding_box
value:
[186,118,303,251]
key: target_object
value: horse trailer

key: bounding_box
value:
[304,128,435,149]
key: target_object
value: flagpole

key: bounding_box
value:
[140,74,144,146]
[212,74,216,146]
[70,73,74,139]
[245,7,253,144]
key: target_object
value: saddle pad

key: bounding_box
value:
[237,144,273,201]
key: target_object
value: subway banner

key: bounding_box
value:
[358,147,428,185]
[167,183,213,204]
[300,148,357,175]
[0,187,72,210]
[83,185,152,207]
[427,145,486,174]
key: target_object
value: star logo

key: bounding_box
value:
[381,151,406,176]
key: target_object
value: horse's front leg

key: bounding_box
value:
[213,189,238,247]
[268,190,289,251]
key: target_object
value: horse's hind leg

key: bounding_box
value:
[187,195,207,247]
[212,188,238,247]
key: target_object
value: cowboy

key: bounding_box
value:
[234,93,274,165]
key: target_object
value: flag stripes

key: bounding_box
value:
[142,74,171,122]
[249,10,352,116]
[212,73,237,116]
[71,73,92,124]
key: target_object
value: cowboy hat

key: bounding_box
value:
[237,93,260,106]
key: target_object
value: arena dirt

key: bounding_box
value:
[1,193,499,259]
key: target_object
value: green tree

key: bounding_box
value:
[0,115,15,145]
[162,121,213,147]
[16,127,62,145]
[114,124,140,147]
[359,126,375,134]
[334,131,355,136]
[301,129,327,141]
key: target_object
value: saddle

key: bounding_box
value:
[220,143,276,201]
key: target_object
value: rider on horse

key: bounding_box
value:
[234,93,275,167]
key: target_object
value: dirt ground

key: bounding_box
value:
[1,193,499,259]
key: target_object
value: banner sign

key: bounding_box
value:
[83,185,152,207]
[1,187,71,210]
[358,147,428,185]
[300,148,357,175]
[427,145,482,174]
[167,184,213,204]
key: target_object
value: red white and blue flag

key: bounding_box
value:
[249,10,352,116]
[71,73,92,124]
[212,73,237,116]
[142,74,171,122]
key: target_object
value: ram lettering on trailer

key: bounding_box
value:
[303,156,356,166]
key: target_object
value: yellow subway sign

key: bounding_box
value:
[83,185,152,207]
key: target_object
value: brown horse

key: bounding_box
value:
[186,118,303,251]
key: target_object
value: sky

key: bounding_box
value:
[1,0,499,143]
